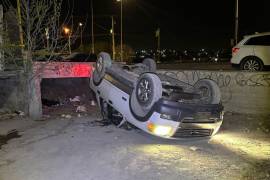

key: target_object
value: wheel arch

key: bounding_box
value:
[240,56,264,66]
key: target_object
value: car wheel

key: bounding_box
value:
[142,58,156,72]
[93,52,112,84]
[240,57,263,71]
[130,73,162,117]
[194,79,221,104]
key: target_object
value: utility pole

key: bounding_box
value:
[91,0,95,54]
[120,0,123,61]
[79,22,83,47]
[0,5,3,71]
[156,28,160,62]
[111,16,116,60]
[234,0,239,45]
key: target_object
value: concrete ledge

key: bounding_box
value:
[158,70,270,115]
[0,71,28,113]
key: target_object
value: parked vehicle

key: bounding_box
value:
[90,52,224,139]
[33,55,64,62]
[231,32,270,71]
[64,52,97,62]
[211,49,232,63]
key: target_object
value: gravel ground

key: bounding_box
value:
[0,106,269,180]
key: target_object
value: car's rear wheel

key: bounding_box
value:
[93,52,112,84]
[142,58,156,72]
[130,73,162,117]
[240,57,263,71]
[194,79,221,104]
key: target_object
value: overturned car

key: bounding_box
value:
[90,52,224,139]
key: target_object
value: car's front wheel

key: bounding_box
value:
[93,52,112,84]
[130,73,162,117]
[240,57,263,71]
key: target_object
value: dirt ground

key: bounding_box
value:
[0,104,269,180]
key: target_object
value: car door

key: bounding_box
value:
[253,35,270,65]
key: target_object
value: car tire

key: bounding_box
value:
[142,58,156,72]
[130,73,162,117]
[240,57,263,71]
[194,79,221,104]
[93,52,112,84]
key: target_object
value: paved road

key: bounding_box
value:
[0,107,269,180]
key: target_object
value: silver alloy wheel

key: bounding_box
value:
[96,57,103,73]
[198,86,211,102]
[243,59,260,71]
[137,78,152,103]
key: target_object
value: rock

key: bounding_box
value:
[69,96,80,102]
[90,100,96,106]
[15,111,25,116]
[76,105,87,113]
[65,114,72,119]
[189,146,199,151]
[61,114,72,119]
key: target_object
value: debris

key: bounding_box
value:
[61,114,72,119]
[77,114,81,117]
[65,115,72,119]
[189,146,199,151]
[244,127,250,133]
[69,96,80,102]
[90,100,96,106]
[76,105,87,113]
[15,111,25,116]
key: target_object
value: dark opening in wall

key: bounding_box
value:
[40,78,95,114]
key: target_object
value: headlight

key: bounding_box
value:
[147,122,173,137]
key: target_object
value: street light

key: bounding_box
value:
[63,27,70,35]
[63,26,71,54]
[116,0,123,62]
[79,22,83,47]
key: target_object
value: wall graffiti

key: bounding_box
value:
[159,70,270,104]
[160,70,270,87]
[235,73,270,87]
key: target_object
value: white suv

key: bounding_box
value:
[231,32,270,71]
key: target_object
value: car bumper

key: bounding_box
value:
[144,99,224,138]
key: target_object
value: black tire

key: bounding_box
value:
[194,79,221,104]
[142,58,156,72]
[93,52,112,84]
[130,73,162,117]
[240,57,263,71]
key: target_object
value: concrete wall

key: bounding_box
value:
[0,71,28,112]
[158,70,270,115]
[1,70,270,116]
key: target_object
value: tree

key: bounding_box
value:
[115,44,135,63]
[1,0,76,119]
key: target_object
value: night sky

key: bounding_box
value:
[63,0,270,50]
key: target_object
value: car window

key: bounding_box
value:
[245,35,270,46]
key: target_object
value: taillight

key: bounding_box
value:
[232,47,240,55]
